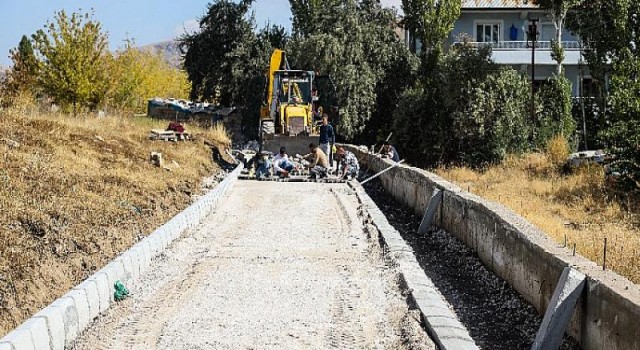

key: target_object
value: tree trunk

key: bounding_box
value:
[554,16,564,75]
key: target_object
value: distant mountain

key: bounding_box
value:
[140,41,183,69]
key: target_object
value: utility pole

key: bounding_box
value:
[578,40,588,151]
[527,17,539,143]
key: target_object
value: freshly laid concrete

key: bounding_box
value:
[72,181,434,349]
[350,182,478,350]
[0,165,244,350]
[345,145,640,350]
[532,267,586,350]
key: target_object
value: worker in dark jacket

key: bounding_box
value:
[381,141,400,162]
[318,114,335,168]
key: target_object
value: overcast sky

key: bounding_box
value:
[0,0,403,66]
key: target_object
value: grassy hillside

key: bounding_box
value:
[0,109,230,334]
[436,152,640,285]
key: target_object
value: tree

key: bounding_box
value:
[401,0,461,55]
[107,40,190,113]
[535,75,576,146]
[229,23,289,138]
[533,0,585,75]
[180,0,255,104]
[1,36,40,107]
[289,0,342,37]
[393,43,533,167]
[567,0,639,91]
[288,0,416,140]
[32,10,110,112]
[567,0,639,191]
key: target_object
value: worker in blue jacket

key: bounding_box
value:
[319,113,335,168]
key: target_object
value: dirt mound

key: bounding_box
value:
[0,110,230,335]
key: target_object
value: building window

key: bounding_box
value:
[581,77,598,97]
[476,23,501,43]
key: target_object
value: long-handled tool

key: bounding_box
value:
[361,132,393,179]
[360,160,405,185]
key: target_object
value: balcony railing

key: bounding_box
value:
[453,41,581,50]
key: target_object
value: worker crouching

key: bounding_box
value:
[273,146,295,178]
[305,143,328,180]
[335,147,359,181]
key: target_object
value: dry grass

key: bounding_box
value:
[0,109,230,335]
[435,144,640,285]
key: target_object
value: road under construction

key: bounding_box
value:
[2,151,638,350]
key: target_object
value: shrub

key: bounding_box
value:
[546,134,570,166]
[536,75,577,149]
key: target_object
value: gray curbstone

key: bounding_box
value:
[98,261,125,302]
[115,254,137,284]
[90,272,111,313]
[33,305,65,350]
[49,298,79,349]
[0,330,34,350]
[0,164,244,350]
[73,280,100,321]
[350,180,479,350]
[19,317,50,350]
[62,289,91,332]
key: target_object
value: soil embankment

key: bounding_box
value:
[0,111,230,335]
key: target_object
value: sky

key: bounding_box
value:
[0,0,402,66]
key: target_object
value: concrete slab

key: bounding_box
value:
[418,188,443,234]
[532,267,586,350]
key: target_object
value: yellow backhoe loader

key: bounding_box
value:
[259,49,336,156]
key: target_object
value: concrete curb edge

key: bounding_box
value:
[348,181,479,350]
[0,164,244,350]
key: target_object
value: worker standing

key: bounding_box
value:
[319,114,335,169]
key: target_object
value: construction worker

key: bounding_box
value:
[305,143,328,180]
[273,146,294,177]
[319,114,335,168]
[255,152,272,179]
[381,141,400,162]
[335,147,359,180]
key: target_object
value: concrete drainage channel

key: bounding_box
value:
[361,179,578,350]
[0,164,244,350]
[349,182,479,350]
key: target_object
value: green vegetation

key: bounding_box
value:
[0,9,189,113]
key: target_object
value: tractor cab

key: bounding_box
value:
[271,70,316,136]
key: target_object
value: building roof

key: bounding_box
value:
[462,0,538,9]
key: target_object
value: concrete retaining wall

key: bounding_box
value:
[346,145,640,350]
[0,164,244,350]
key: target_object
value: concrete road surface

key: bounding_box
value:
[72,181,433,350]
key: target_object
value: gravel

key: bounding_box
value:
[71,181,433,350]
[363,179,581,350]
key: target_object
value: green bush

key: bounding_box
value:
[393,44,531,167]
[535,75,576,149]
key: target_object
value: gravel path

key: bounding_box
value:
[72,181,433,350]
